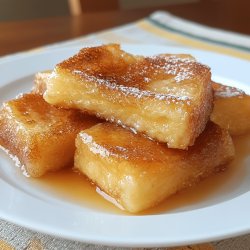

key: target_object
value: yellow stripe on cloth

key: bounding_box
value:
[0,240,15,250]
[169,243,214,250]
[137,20,250,61]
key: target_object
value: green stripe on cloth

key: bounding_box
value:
[137,20,250,61]
[148,17,250,53]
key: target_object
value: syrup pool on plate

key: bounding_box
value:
[30,133,250,215]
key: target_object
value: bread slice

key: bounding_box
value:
[44,44,212,149]
[0,93,99,177]
[38,70,250,137]
[75,122,234,213]
[211,82,250,135]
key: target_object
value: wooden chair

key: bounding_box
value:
[68,0,119,15]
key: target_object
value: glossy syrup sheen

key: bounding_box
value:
[33,134,250,215]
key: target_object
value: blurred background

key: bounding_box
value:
[0,0,249,56]
[0,0,201,21]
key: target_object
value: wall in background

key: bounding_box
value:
[0,0,69,21]
[0,0,199,21]
[75,0,199,13]
[119,0,198,10]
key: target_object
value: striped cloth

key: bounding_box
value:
[0,11,250,250]
[2,11,250,61]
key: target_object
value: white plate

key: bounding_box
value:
[0,45,250,247]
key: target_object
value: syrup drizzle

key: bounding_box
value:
[32,134,250,215]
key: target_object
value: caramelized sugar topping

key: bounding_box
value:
[58,44,210,100]
[212,81,246,98]
[4,94,98,133]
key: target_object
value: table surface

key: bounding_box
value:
[0,2,249,249]
[0,0,249,57]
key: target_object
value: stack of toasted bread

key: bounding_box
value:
[1,44,249,213]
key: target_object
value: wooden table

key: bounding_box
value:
[0,0,249,57]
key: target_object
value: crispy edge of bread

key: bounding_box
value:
[211,81,250,135]
[0,93,99,177]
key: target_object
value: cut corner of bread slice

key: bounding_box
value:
[211,81,250,135]
[32,70,52,95]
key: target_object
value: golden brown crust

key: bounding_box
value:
[59,44,210,92]
[0,93,99,177]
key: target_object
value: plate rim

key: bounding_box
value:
[0,44,250,247]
